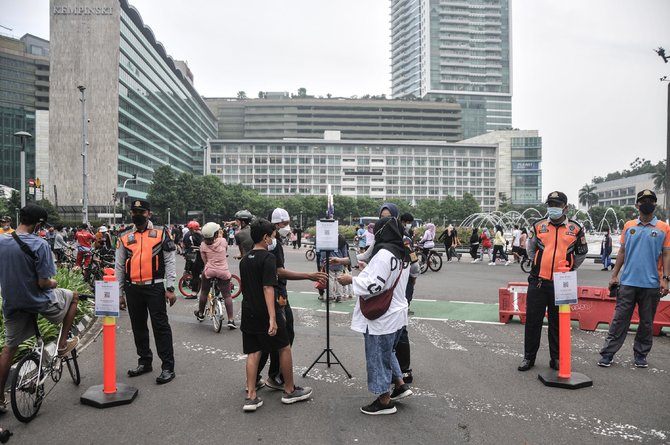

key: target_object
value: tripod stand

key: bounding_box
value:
[302,249,352,378]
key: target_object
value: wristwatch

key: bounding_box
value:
[166,286,175,292]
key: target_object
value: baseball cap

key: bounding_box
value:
[270,208,290,223]
[636,189,657,202]
[130,199,151,211]
[545,191,568,205]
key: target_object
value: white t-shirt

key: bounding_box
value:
[351,249,409,335]
[512,229,521,247]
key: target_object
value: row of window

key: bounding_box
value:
[209,144,495,157]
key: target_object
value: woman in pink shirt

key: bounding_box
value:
[194,222,236,329]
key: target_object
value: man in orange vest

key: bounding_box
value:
[518,191,589,372]
[116,199,177,384]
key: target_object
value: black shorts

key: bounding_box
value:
[512,246,522,254]
[242,328,290,354]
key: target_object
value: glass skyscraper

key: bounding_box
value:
[391,0,512,139]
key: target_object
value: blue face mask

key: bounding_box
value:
[547,207,564,220]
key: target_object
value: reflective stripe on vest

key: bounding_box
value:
[531,219,581,280]
[120,228,165,283]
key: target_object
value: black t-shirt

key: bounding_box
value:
[240,248,282,334]
[270,237,288,297]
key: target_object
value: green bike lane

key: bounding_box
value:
[287,291,503,324]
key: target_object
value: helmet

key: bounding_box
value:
[186,221,201,231]
[0,216,11,223]
[201,222,221,239]
[234,210,253,222]
[99,226,108,233]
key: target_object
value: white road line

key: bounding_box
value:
[317,309,349,315]
[413,298,437,302]
[412,316,449,321]
[299,291,320,295]
[450,300,486,304]
[465,320,504,325]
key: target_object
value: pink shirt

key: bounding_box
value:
[199,237,232,280]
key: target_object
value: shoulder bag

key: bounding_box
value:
[360,268,403,320]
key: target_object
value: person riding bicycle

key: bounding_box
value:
[0,204,80,414]
[183,221,203,299]
[74,223,95,268]
[233,210,254,259]
[418,223,436,257]
[193,222,237,329]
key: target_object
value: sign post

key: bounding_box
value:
[538,261,593,389]
[81,268,139,408]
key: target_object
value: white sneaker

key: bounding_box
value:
[471,260,477,263]
[473,258,481,263]
[488,262,495,266]
[504,260,511,266]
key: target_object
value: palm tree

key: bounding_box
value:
[578,184,599,210]
[652,161,666,209]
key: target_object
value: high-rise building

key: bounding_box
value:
[49,0,216,215]
[391,0,512,139]
[0,33,49,193]
[459,130,541,206]
[205,97,463,142]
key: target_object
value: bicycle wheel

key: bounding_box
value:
[417,252,428,274]
[212,299,224,333]
[521,258,532,273]
[230,275,242,299]
[305,249,315,261]
[178,274,193,297]
[65,349,81,385]
[10,352,43,423]
[428,252,443,272]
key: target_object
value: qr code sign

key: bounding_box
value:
[324,230,330,235]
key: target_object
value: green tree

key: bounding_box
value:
[147,166,179,222]
[652,160,666,210]
[237,91,247,100]
[578,184,599,210]
[297,87,307,97]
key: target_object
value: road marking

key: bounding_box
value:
[299,291,320,295]
[413,298,436,302]
[413,316,449,321]
[449,300,487,304]
[317,309,349,315]
[465,320,504,325]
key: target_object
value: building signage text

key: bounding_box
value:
[53,6,113,15]
[512,161,539,171]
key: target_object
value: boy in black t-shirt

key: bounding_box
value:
[240,218,313,412]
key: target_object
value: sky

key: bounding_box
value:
[2,0,670,205]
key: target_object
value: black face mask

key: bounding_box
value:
[639,202,656,215]
[132,214,147,226]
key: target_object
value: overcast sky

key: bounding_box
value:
[2,0,669,204]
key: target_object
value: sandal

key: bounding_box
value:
[57,336,79,357]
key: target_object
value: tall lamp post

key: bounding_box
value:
[655,47,669,218]
[167,207,171,227]
[13,131,32,208]
[78,85,89,224]
[121,174,137,221]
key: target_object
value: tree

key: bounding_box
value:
[652,160,667,211]
[257,91,265,99]
[237,91,247,100]
[297,87,307,98]
[147,166,179,222]
[578,184,599,210]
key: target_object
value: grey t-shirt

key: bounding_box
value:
[0,233,57,316]
[235,226,254,257]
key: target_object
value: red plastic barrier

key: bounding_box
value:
[498,283,670,335]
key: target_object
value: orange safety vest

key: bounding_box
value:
[530,218,585,281]
[118,226,168,283]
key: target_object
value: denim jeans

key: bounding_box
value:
[601,253,611,269]
[364,328,404,395]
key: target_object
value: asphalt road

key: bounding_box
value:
[2,246,669,444]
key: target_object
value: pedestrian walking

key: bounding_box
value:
[469,227,480,262]
[600,228,613,271]
[518,191,588,372]
[116,199,177,384]
[490,225,510,266]
[598,189,670,368]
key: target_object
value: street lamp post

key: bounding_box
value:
[13,131,32,208]
[15,208,19,227]
[121,174,137,221]
[78,85,89,224]
[299,211,303,229]
[167,208,171,227]
[655,47,669,220]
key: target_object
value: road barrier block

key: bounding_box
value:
[499,282,670,335]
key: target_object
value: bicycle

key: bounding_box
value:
[197,277,236,333]
[416,245,443,274]
[305,244,316,261]
[180,272,241,300]
[9,295,90,423]
[520,254,532,273]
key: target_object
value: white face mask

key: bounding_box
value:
[405,223,412,230]
[278,225,291,237]
[268,237,277,251]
